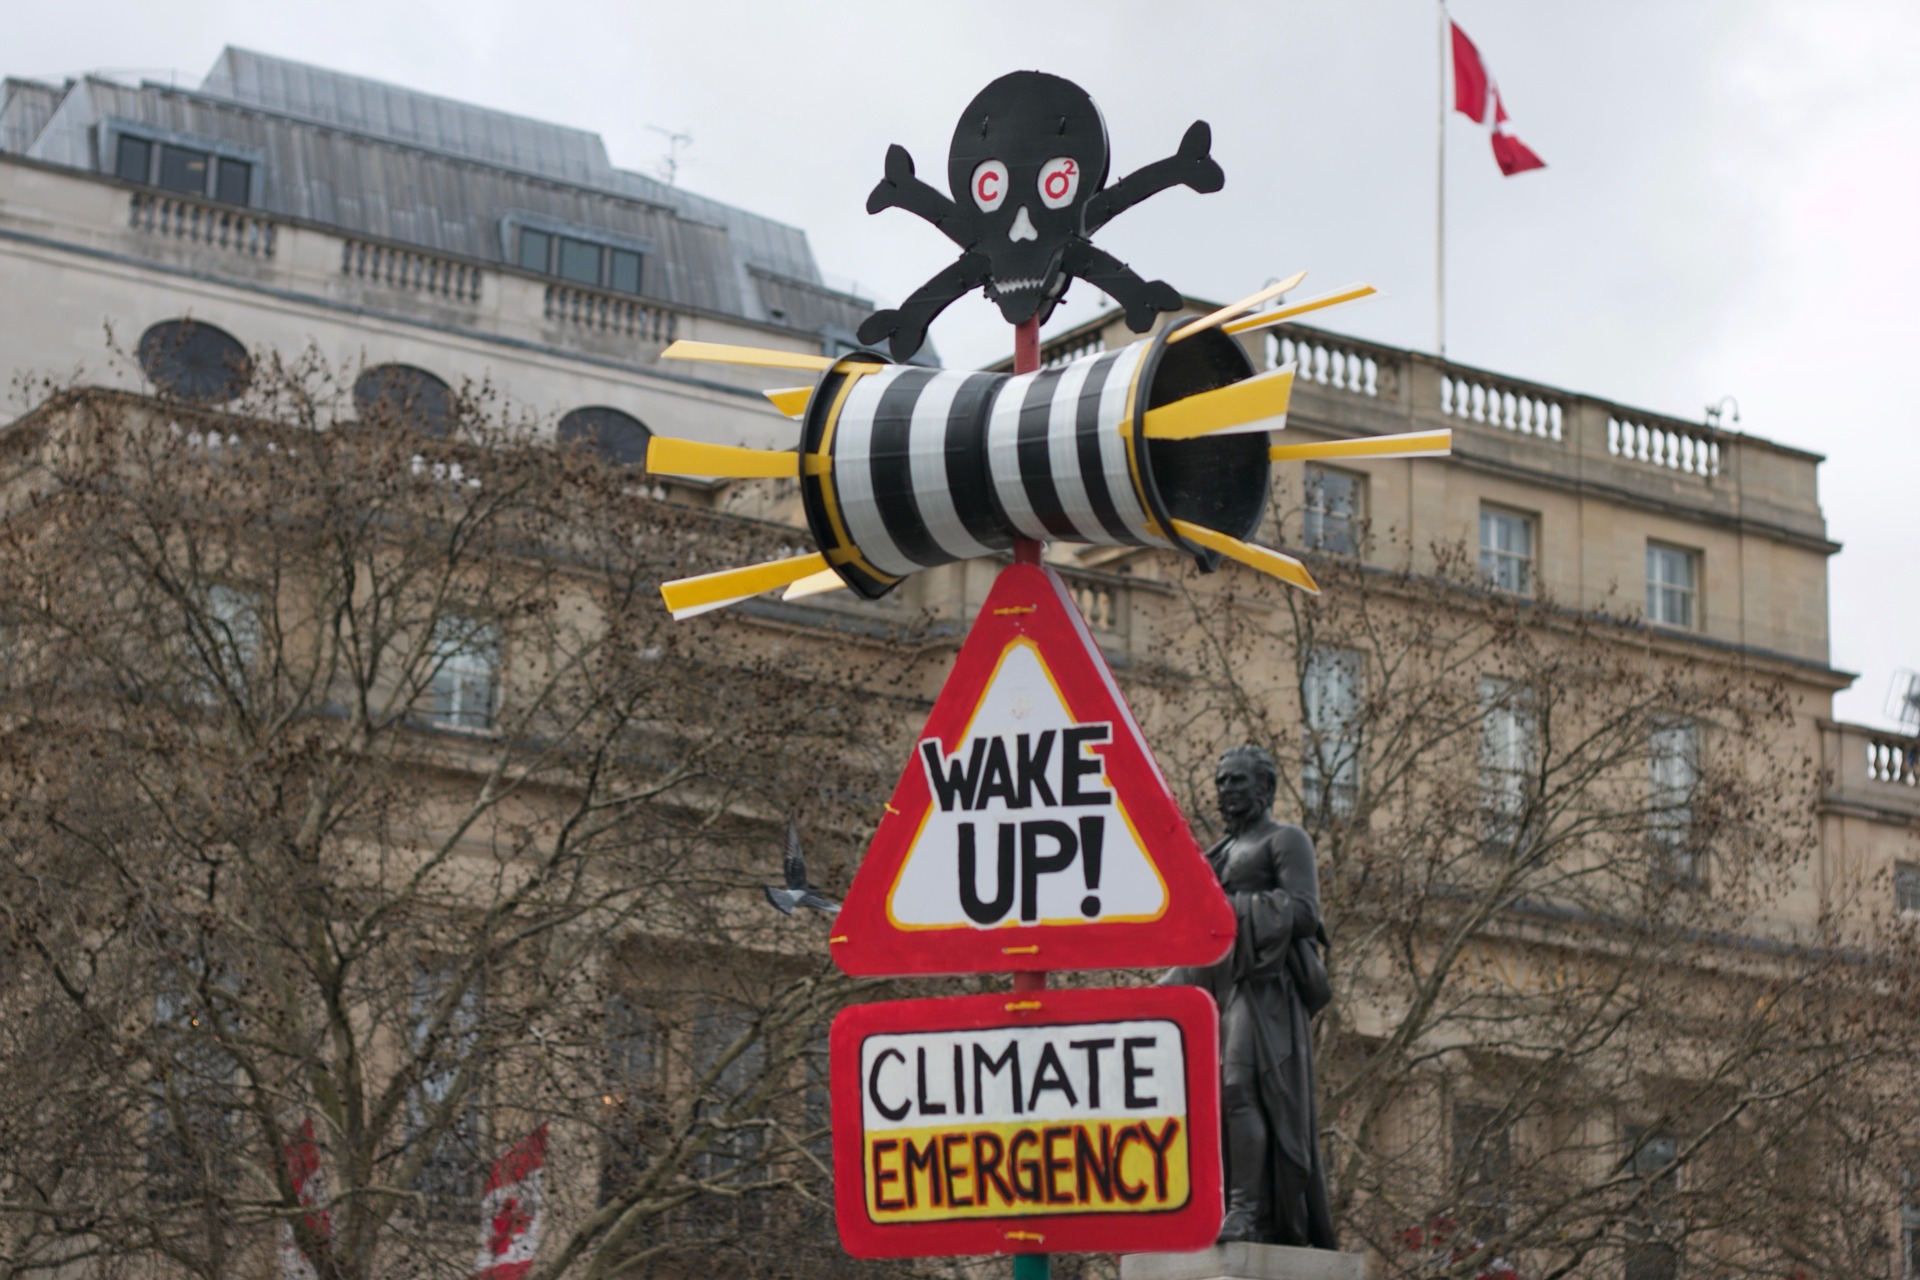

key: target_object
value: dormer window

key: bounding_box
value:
[513,225,643,296]
[158,145,212,196]
[110,128,255,208]
[114,136,151,184]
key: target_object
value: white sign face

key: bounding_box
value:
[860,1019,1188,1130]
[887,640,1169,929]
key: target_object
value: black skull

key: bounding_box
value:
[946,71,1111,324]
[858,71,1216,360]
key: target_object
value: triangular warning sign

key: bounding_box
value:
[832,562,1235,977]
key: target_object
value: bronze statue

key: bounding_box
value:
[1165,745,1336,1248]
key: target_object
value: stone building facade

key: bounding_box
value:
[3,45,1918,1280]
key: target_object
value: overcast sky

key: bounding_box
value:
[11,0,1916,729]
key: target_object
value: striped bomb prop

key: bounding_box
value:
[645,278,1452,620]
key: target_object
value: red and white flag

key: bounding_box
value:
[278,1119,332,1280]
[474,1124,548,1280]
[1450,20,1546,176]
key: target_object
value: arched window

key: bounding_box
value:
[136,320,252,402]
[557,406,651,468]
[352,365,452,437]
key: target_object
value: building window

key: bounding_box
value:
[601,996,657,1202]
[1902,1162,1920,1280]
[1623,1128,1680,1280]
[1303,648,1363,818]
[558,406,651,468]
[427,616,499,731]
[1646,543,1699,629]
[352,364,452,437]
[115,134,152,183]
[1897,863,1920,916]
[1479,506,1536,595]
[556,236,603,286]
[137,320,253,403]
[407,963,483,1213]
[686,1002,767,1234]
[213,157,251,206]
[609,248,643,295]
[194,584,261,704]
[514,226,643,295]
[148,968,239,1202]
[1303,465,1364,556]
[517,228,551,272]
[800,1030,835,1243]
[1453,1102,1512,1241]
[1649,721,1701,884]
[157,144,211,196]
[1480,677,1537,855]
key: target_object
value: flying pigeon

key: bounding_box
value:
[764,820,839,916]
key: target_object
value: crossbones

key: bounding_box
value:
[857,71,1224,362]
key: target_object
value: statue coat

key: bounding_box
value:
[1168,816,1337,1247]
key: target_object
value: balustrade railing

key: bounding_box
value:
[1607,414,1720,478]
[1268,331,1386,398]
[1867,733,1919,787]
[1041,331,1103,369]
[129,192,276,258]
[341,240,482,303]
[1068,577,1120,634]
[1441,371,1564,441]
[543,285,679,344]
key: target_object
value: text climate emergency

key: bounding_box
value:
[857,1019,1191,1222]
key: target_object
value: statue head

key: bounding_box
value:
[1216,744,1277,834]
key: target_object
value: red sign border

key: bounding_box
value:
[832,985,1223,1259]
[831,562,1235,976]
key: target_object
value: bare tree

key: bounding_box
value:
[1149,527,1920,1280]
[6,362,1916,1280]
[0,365,916,1280]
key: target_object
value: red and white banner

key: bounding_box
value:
[474,1125,548,1280]
[278,1118,332,1280]
[1450,21,1546,176]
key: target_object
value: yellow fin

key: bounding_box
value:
[1167,270,1309,344]
[781,568,848,601]
[764,385,813,418]
[1221,284,1378,336]
[661,340,878,373]
[661,551,830,620]
[646,437,799,480]
[1269,429,1453,463]
[1169,520,1319,594]
[1142,367,1294,441]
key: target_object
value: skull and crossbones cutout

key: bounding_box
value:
[857,71,1224,362]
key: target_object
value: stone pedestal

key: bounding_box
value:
[1121,1243,1371,1280]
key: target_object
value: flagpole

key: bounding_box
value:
[1436,0,1447,358]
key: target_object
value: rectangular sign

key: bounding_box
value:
[833,985,1221,1258]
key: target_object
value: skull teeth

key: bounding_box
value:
[988,277,1043,296]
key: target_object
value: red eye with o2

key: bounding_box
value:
[971,160,1008,212]
[1038,156,1080,209]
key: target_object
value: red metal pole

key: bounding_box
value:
[1013,315,1042,375]
[1011,316,1044,567]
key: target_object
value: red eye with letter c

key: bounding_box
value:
[972,160,1008,212]
[1038,156,1080,209]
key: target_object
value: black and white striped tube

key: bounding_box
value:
[799,325,1269,600]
